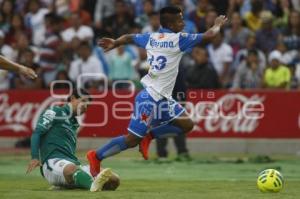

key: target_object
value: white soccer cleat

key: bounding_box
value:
[90,168,113,192]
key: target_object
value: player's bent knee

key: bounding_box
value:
[63,164,78,184]
[125,133,141,148]
[181,119,194,134]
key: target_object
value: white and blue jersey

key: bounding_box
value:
[133,28,203,100]
[127,28,203,137]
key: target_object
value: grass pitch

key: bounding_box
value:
[1,150,300,199]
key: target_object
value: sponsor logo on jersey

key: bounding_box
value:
[149,38,175,48]
[43,109,56,121]
[159,33,164,39]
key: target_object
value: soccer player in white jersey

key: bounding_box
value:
[87,6,227,177]
[0,55,37,79]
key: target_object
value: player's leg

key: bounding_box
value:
[96,133,141,160]
[81,165,120,191]
[42,158,93,189]
[87,89,154,176]
[139,100,194,159]
[87,133,141,177]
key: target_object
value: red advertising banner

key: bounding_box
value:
[0,90,299,138]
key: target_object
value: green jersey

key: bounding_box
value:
[31,104,80,165]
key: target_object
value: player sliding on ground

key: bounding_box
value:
[27,89,120,192]
[87,6,227,177]
[0,55,37,79]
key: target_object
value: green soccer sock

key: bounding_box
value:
[73,169,93,189]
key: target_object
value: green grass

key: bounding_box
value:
[1,150,300,199]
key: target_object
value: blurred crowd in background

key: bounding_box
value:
[0,0,300,91]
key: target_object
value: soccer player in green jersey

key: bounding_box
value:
[0,55,37,79]
[27,88,120,192]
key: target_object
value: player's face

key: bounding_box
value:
[77,97,90,115]
[172,13,185,33]
[71,96,90,116]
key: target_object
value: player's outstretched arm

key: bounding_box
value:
[202,15,227,41]
[0,55,37,79]
[26,109,56,174]
[98,34,135,52]
[26,129,43,174]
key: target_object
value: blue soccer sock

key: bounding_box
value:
[150,124,183,139]
[96,135,128,161]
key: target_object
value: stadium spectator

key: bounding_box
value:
[102,0,135,38]
[52,69,74,89]
[255,11,281,54]
[207,31,233,87]
[0,30,14,60]
[292,0,300,12]
[135,0,154,28]
[186,46,221,89]
[269,0,290,29]
[0,69,10,90]
[70,0,92,26]
[210,0,230,15]
[13,48,44,89]
[153,0,168,11]
[0,0,14,33]
[94,0,115,30]
[10,33,31,62]
[280,10,300,51]
[224,12,252,54]
[61,12,94,43]
[69,41,105,89]
[232,49,264,89]
[276,42,298,66]
[108,46,138,88]
[188,0,212,32]
[24,0,49,46]
[39,13,64,87]
[289,63,300,89]
[51,0,71,18]
[244,0,263,31]
[233,34,266,72]
[227,0,245,18]
[5,14,30,46]
[263,50,291,89]
[203,10,218,32]
[142,11,160,33]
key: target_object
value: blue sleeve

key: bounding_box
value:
[132,33,150,49]
[179,33,203,52]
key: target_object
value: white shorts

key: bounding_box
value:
[42,158,92,187]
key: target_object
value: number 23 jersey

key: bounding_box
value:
[133,28,203,100]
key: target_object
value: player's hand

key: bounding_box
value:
[26,159,41,174]
[98,38,116,52]
[214,15,227,27]
[19,66,38,79]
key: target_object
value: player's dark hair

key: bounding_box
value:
[68,88,92,102]
[159,6,182,28]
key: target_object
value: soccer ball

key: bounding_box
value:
[257,169,284,193]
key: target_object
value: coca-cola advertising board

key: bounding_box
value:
[0,90,299,138]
